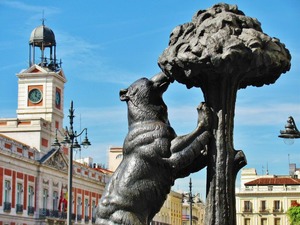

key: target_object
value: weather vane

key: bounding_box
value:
[41,10,46,25]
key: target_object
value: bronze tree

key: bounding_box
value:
[158,3,291,225]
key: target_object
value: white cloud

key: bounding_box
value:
[0,0,43,11]
[0,0,60,24]
[0,0,60,14]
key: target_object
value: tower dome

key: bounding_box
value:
[28,21,60,71]
[29,24,56,47]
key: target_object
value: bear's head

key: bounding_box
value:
[120,72,171,125]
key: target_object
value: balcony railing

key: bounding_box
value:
[273,208,283,213]
[182,214,199,220]
[50,209,59,217]
[85,215,89,223]
[38,209,76,220]
[4,202,11,212]
[39,208,50,218]
[237,186,300,193]
[259,208,269,213]
[16,204,23,213]
[60,211,67,219]
[242,208,252,213]
[28,206,34,215]
[92,217,96,223]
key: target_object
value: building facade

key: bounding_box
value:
[108,147,123,172]
[181,196,205,225]
[236,168,300,225]
[152,191,183,225]
[0,134,108,224]
[0,22,110,224]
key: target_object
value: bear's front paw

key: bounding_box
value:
[197,102,212,131]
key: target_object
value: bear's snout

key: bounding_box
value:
[120,89,129,102]
[151,72,170,91]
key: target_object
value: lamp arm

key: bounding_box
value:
[55,128,66,136]
[64,126,71,137]
[75,128,88,138]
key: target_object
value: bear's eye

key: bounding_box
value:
[130,87,139,96]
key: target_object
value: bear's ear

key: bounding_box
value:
[120,89,129,101]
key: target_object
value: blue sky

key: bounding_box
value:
[0,0,299,198]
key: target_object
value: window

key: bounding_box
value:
[28,186,34,215]
[274,218,281,225]
[243,201,252,212]
[4,180,11,202]
[244,218,250,225]
[92,200,96,220]
[53,191,58,210]
[17,183,23,204]
[16,183,23,213]
[84,199,89,222]
[261,218,267,225]
[77,197,82,220]
[260,200,267,212]
[84,198,89,217]
[28,186,34,207]
[274,200,281,212]
[43,189,48,209]
[4,180,11,211]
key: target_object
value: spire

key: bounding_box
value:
[41,10,45,26]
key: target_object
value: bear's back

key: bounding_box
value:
[123,121,176,158]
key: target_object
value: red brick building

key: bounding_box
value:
[0,22,110,225]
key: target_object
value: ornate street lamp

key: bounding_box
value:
[182,178,200,225]
[278,116,300,145]
[52,101,91,225]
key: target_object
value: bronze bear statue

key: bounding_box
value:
[96,72,211,225]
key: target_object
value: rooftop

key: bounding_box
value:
[245,177,300,186]
[29,23,56,47]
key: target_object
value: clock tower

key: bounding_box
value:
[17,21,66,130]
[0,21,66,155]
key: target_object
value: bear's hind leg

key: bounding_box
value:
[97,210,145,225]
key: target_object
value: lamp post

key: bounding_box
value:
[52,101,91,225]
[278,116,300,144]
[188,178,193,225]
[182,178,198,225]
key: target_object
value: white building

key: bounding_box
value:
[236,168,300,225]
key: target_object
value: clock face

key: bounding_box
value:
[28,88,43,103]
[55,91,61,107]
